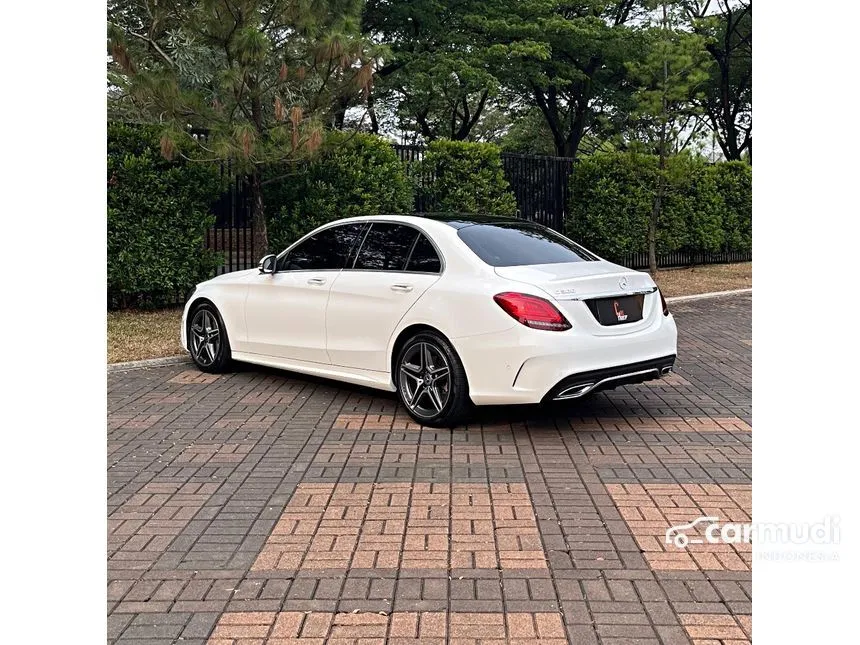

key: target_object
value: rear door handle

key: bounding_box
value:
[390,283,414,293]
[307,277,327,285]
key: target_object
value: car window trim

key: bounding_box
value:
[344,221,445,275]
[274,222,367,273]
[351,222,419,272]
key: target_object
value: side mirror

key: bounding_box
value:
[258,254,277,274]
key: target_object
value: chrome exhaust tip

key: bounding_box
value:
[660,366,672,376]
[554,383,595,401]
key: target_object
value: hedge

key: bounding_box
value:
[108,123,222,308]
[566,153,752,261]
[419,140,517,216]
[265,131,413,252]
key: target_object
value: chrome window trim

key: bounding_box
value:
[274,221,368,273]
[274,219,446,276]
[346,220,446,275]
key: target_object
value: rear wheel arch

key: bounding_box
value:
[389,323,449,381]
[391,326,472,427]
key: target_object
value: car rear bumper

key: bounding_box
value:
[454,313,678,405]
[542,354,676,403]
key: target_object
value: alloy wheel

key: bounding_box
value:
[189,309,221,367]
[398,342,452,419]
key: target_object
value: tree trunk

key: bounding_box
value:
[650,2,669,277]
[249,171,268,262]
[247,87,269,262]
[649,171,663,276]
[368,94,379,134]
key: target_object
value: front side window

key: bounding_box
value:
[353,223,419,271]
[456,221,599,267]
[277,223,365,271]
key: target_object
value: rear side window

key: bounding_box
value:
[405,234,442,273]
[354,223,419,271]
[457,222,598,267]
[278,223,365,271]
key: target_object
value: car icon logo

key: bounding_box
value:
[618,276,628,290]
[665,516,719,548]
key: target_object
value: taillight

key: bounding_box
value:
[493,292,572,331]
[659,290,670,316]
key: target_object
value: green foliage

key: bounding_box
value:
[108,123,222,307]
[710,161,752,251]
[420,140,517,216]
[108,0,377,257]
[364,0,499,142]
[266,132,413,251]
[624,11,711,154]
[686,1,752,160]
[108,0,370,167]
[567,153,657,259]
[567,152,751,260]
[474,0,648,157]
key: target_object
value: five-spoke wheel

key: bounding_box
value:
[187,303,231,373]
[396,331,470,427]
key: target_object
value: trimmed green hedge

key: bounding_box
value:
[566,153,751,261]
[420,140,517,216]
[108,123,222,307]
[265,132,413,252]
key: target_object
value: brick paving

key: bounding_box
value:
[108,294,752,644]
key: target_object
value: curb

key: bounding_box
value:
[665,287,752,303]
[107,288,752,371]
[107,355,191,373]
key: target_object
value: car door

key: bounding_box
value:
[326,223,443,372]
[243,223,366,363]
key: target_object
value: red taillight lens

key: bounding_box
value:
[659,290,670,316]
[493,292,572,331]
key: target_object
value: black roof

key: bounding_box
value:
[413,213,547,230]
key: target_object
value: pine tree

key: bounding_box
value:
[108,0,375,258]
[626,1,710,274]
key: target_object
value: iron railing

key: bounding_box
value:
[392,145,574,231]
[617,249,752,271]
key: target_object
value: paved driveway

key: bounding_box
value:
[108,294,752,644]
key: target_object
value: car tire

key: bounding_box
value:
[395,331,471,428]
[187,301,232,373]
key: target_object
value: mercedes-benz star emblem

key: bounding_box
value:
[618,276,628,290]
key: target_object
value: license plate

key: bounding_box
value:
[587,295,644,325]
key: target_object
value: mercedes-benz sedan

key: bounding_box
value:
[182,214,677,426]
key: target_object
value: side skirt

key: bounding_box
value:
[230,351,396,392]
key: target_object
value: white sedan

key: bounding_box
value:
[181,215,677,426]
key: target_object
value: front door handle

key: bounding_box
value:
[391,283,414,293]
[307,277,327,286]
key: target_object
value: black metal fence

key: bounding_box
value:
[392,145,573,231]
[208,162,256,275]
[618,249,753,271]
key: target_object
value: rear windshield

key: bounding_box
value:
[456,222,599,267]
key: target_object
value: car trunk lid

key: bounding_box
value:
[494,261,656,300]
[494,261,660,334]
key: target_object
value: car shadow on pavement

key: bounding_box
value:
[230,362,645,429]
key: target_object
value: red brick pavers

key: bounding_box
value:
[250,482,546,572]
[607,483,751,572]
[108,293,752,644]
[207,610,567,643]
